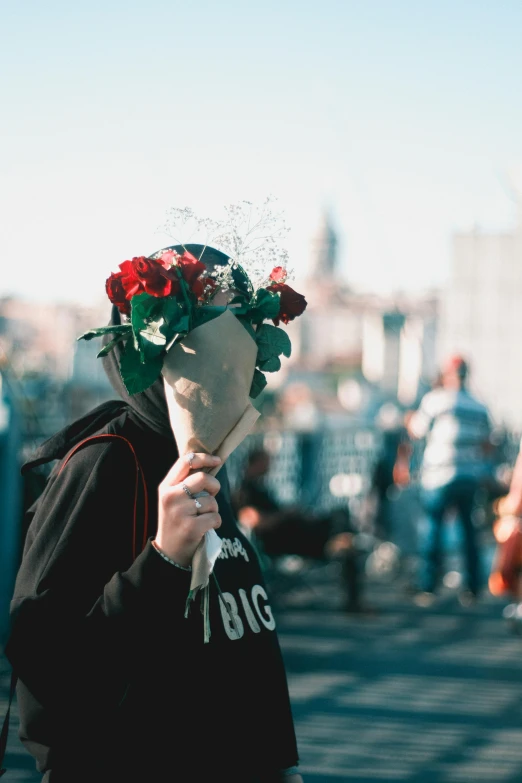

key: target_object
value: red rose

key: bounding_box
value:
[178,251,206,287]
[120,256,174,298]
[192,276,217,301]
[119,259,145,299]
[191,279,204,298]
[269,266,287,283]
[267,283,307,325]
[158,250,178,267]
[106,271,131,315]
[135,256,174,297]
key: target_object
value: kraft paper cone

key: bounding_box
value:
[162,309,260,639]
[162,308,260,469]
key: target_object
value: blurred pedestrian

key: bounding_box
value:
[407,355,493,606]
[371,403,412,541]
[234,448,369,613]
[489,438,522,614]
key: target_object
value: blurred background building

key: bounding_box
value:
[0,297,113,451]
[271,212,439,431]
[439,202,522,429]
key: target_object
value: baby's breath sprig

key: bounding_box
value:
[163,197,291,294]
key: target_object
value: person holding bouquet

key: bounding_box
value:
[4,217,307,783]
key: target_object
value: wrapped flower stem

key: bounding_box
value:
[163,309,260,640]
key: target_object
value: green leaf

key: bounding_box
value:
[192,306,226,330]
[162,314,191,348]
[119,341,163,395]
[176,274,194,324]
[231,264,253,300]
[171,314,190,334]
[130,293,158,353]
[140,319,167,345]
[96,333,129,358]
[139,318,168,359]
[130,293,186,359]
[162,297,184,326]
[255,323,292,361]
[258,355,281,373]
[247,288,281,324]
[249,369,267,399]
[78,325,131,341]
[131,293,162,332]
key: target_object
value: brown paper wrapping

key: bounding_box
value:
[162,309,260,611]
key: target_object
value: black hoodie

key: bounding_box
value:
[6,306,298,782]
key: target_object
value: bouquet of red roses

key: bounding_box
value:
[81,249,306,399]
[79,207,306,640]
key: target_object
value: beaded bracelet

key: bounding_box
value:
[151,540,192,572]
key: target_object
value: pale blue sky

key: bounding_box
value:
[1,0,522,303]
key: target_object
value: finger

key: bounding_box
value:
[164,493,219,519]
[181,472,221,497]
[196,512,222,532]
[191,495,219,516]
[161,478,220,515]
[164,453,221,486]
[180,512,222,542]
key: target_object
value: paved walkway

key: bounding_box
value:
[277,563,522,783]
[2,563,522,782]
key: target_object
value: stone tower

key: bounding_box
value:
[310,210,339,280]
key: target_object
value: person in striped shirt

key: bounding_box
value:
[407,355,493,605]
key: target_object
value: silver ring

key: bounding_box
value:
[194,498,202,513]
[186,452,195,469]
[181,483,194,500]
